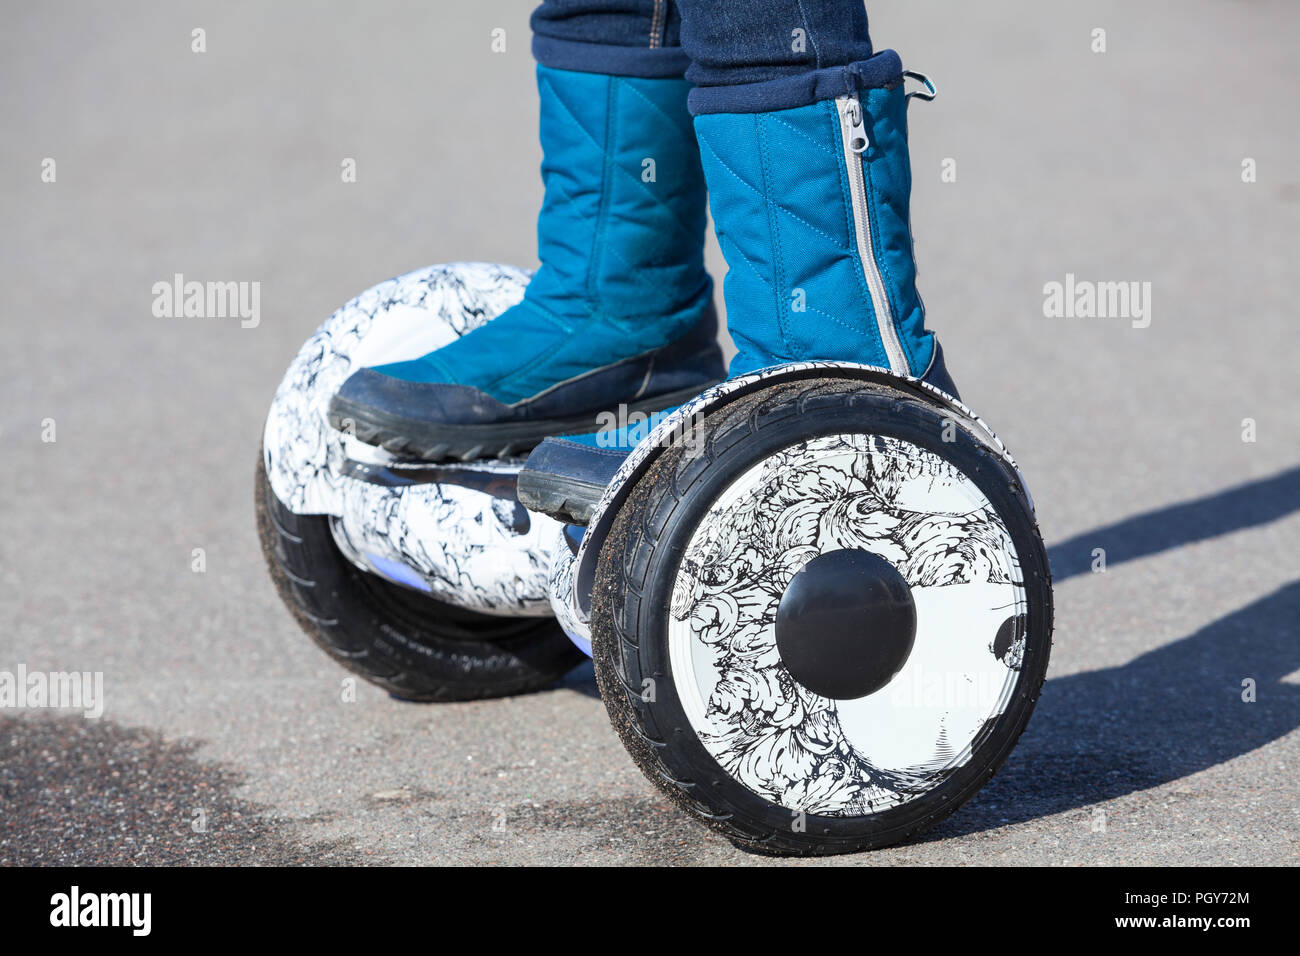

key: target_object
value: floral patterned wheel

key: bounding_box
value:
[590,377,1052,855]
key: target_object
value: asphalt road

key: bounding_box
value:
[2,0,1297,866]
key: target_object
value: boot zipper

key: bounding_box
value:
[835,93,910,375]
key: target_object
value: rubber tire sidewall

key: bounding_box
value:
[592,380,1053,854]
[256,452,584,702]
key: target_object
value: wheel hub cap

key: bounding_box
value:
[775,549,916,700]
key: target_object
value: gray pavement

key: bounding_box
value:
[1,0,1297,865]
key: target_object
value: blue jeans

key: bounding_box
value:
[531,0,895,114]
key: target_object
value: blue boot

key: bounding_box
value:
[519,52,958,522]
[329,65,723,461]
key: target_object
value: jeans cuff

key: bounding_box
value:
[687,50,903,115]
[532,34,691,79]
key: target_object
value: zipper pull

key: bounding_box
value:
[902,70,937,103]
[844,96,869,154]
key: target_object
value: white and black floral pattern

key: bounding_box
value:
[263,262,530,515]
[261,262,560,616]
[327,460,560,615]
[666,434,1027,816]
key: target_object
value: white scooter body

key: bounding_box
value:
[262,262,563,618]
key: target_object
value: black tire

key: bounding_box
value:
[591,378,1053,855]
[255,454,584,701]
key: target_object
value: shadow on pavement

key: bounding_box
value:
[1047,465,1300,582]
[930,578,1300,839]
[926,464,1300,838]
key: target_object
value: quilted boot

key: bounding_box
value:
[330,64,723,461]
[519,52,958,522]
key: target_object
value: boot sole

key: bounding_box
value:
[327,384,705,464]
[515,471,606,526]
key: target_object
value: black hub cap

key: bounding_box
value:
[775,549,917,700]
